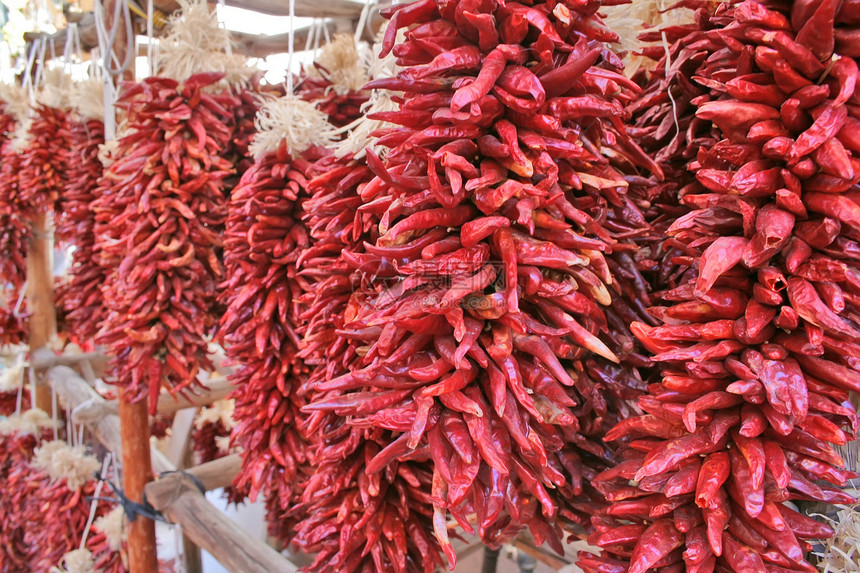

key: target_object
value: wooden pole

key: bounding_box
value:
[119,393,159,573]
[26,212,57,411]
[179,440,203,573]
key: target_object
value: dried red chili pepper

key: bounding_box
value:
[219,138,320,518]
[0,117,31,338]
[19,103,71,214]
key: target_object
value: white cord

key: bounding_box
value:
[23,39,39,107]
[312,19,321,54]
[51,385,58,440]
[27,364,36,416]
[13,280,27,315]
[79,454,113,550]
[94,0,119,140]
[15,357,24,415]
[71,398,95,448]
[146,0,154,76]
[304,18,316,54]
[287,0,296,93]
[354,0,374,46]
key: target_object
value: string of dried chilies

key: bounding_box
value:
[584,1,860,572]
[295,0,666,568]
[96,74,238,411]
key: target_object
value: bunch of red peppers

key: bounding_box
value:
[583,1,860,572]
[19,103,70,214]
[96,73,238,411]
[219,141,320,512]
[54,115,108,347]
[294,0,669,566]
[298,72,371,128]
[0,104,30,347]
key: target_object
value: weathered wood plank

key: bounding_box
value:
[146,466,294,573]
[153,0,364,18]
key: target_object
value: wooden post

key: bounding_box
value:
[26,212,57,411]
[119,393,159,573]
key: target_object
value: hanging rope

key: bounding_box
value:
[93,0,134,79]
[354,0,374,46]
[146,0,155,77]
[63,23,78,73]
[15,356,25,415]
[304,18,316,54]
[93,0,133,140]
[80,454,113,550]
[287,0,296,93]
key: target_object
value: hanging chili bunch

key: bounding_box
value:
[286,156,448,571]
[219,94,335,515]
[87,507,129,573]
[0,410,55,571]
[0,303,28,348]
[289,419,446,573]
[0,89,33,346]
[227,87,261,177]
[297,34,370,128]
[96,73,238,412]
[583,1,860,572]
[220,142,314,509]
[21,441,123,572]
[19,70,72,214]
[54,78,109,347]
[301,0,663,563]
[192,400,234,465]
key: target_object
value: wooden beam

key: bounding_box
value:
[46,365,174,473]
[153,0,365,18]
[145,456,293,573]
[146,454,242,495]
[51,365,287,573]
[155,376,234,416]
[72,375,233,425]
[30,347,108,372]
[23,13,100,58]
[48,365,123,452]
[50,366,296,573]
[165,407,198,468]
[172,409,203,573]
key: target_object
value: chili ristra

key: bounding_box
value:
[0,105,31,344]
[300,0,663,567]
[96,74,239,412]
[53,115,108,348]
[584,1,860,572]
[219,140,319,521]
